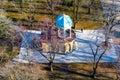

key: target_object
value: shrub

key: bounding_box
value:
[0,9,12,39]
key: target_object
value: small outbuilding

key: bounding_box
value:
[30,14,76,53]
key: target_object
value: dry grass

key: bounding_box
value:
[3,0,104,30]
[112,38,120,45]
[48,63,117,80]
[75,20,104,30]
[0,61,118,80]
[0,62,48,80]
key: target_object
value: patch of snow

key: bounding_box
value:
[12,58,29,64]
[14,30,117,63]
[25,30,41,34]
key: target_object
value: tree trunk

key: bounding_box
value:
[73,21,76,29]
[91,48,107,79]
[105,29,109,47]
[87,7,90,14]
[72,0,76,29]
[104,36,108,47]
[72,0,79,29]
[91,67,97,78]
[87,0,94,14]
[19,0,23,13]
[50,62,53,72]
[52,10,54,27]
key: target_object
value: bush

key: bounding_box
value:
[0,9,12,39]
[0,46,10,63]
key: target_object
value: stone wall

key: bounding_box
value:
[41,40,75,53]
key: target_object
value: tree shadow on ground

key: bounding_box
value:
[96,73,115,80]
[99,62,115,68]
[48,65,92,80]
[54,65,90,77]
[45,64,116,80]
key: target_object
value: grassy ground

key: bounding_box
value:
[0,62,117,80]
[0,0,104,30]
[48,63,117,80]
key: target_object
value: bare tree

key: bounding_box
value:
[46,0,61,26]
[89,42,107,78]
[100,0,120,47]
[72,0,81,29]
[36,36,59,72]
[88,12,119,77]
[88,14,120,78]
[103,13,120,47]
[14,21,59,72]
[87,0,94,14]
[19,0,23,13]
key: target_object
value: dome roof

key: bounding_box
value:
[56,14,72,29]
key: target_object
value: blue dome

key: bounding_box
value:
[56,14,72,29]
